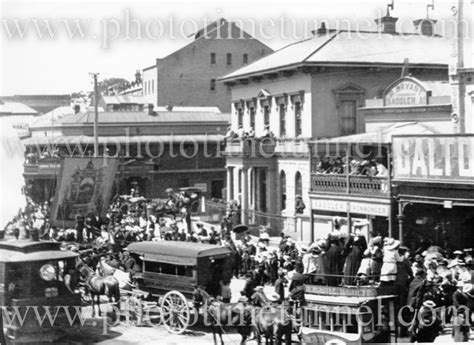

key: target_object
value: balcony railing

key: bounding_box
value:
[310,173,390,197]
[224,138,276,157]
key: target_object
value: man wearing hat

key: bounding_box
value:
[410,300,442,342]
[274,269,287,304]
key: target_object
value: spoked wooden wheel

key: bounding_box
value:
[160,291,190,334]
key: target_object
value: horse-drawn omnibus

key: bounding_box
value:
[0,240,82,344]
[300,283,398,344]
[126,241,234,334]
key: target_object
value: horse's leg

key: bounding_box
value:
[219,331,224,345]
[212,327,218,345]
[91,293,96,317]
[97,294,101,317]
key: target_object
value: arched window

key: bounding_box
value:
[280,170,286,211]
[295,171,302,199]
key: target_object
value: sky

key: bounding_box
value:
[0,0,458,96]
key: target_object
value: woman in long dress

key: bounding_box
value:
[380,238,403,284]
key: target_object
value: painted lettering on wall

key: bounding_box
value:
[393,136,474,182]
[384,78,428,106]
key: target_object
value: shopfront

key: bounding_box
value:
[393,134,474,251]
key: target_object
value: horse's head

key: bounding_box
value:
[251,289,268,307]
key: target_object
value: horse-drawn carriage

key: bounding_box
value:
[124,241,234,334]
[0,240,82,344]
[300,283,399,344]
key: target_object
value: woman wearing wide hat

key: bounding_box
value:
[380,238,403,285]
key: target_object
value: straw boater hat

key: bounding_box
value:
[268,292,280,302]
[454,250,463,255]
[254,286,264,292]
[384,238,400,250]
[463,284,474,297]
[423,300,436,308]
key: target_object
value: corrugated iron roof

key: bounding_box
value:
[22,134,224,145]
[221,31,450,81]
[0,101,38,115]
[29,106,76,128]
[101,95,148,105]
[60,111,230,124]
[311,122,448,145]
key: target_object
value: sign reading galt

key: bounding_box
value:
[384,77,428,106]
[393,135,474,183]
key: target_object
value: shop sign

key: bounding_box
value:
[384,77,428,106]
[311,199,390,216]
[350,202,390,217]
[443,200,453,209]
[38,162,61,174]
[311,199,347,213]
[393,135,474,183]
[193,183,207,192]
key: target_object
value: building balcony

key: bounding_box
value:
[224,138,276,157]
[310,173,390,197]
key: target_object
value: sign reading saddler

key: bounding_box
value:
[393,136,474,183]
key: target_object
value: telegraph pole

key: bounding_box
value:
[90,73,100,157]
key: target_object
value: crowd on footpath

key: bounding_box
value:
[3,187,473,342]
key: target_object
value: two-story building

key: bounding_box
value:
[142,18,273,112]
[308,75,454,243]
[220,15,451,238]
[22,107,230,210]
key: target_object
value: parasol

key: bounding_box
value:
[426,246,443,254]
[232,224,248,234]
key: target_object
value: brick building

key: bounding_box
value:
[142,18,273,112]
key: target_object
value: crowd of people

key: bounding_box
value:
[2,189,473,342]
[316,156,388,177]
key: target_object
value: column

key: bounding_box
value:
[226,166,234,201]
[255,168,261,211]
[241,168,249,225]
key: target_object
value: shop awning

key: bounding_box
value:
[310,122,446,145]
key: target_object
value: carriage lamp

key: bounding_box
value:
[40,264,57,281]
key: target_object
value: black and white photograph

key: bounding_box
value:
[0,0,473,343]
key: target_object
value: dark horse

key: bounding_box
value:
[77,262,120,317]
[251,290,294,345]
[193,287,253,345]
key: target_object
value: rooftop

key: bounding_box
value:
[101,95,148,105]
[0,101,38,116]
[60,110,230,125]
[220,31,450,81]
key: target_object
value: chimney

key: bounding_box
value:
[375,9,398,34]
[147,104,156,116]
[165,105,173,111]
[413,18,437,36]
[311,22,337,36]
[73,104,81,114]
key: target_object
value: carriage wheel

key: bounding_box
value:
[125,295,143,325]
[160,291,190,334]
